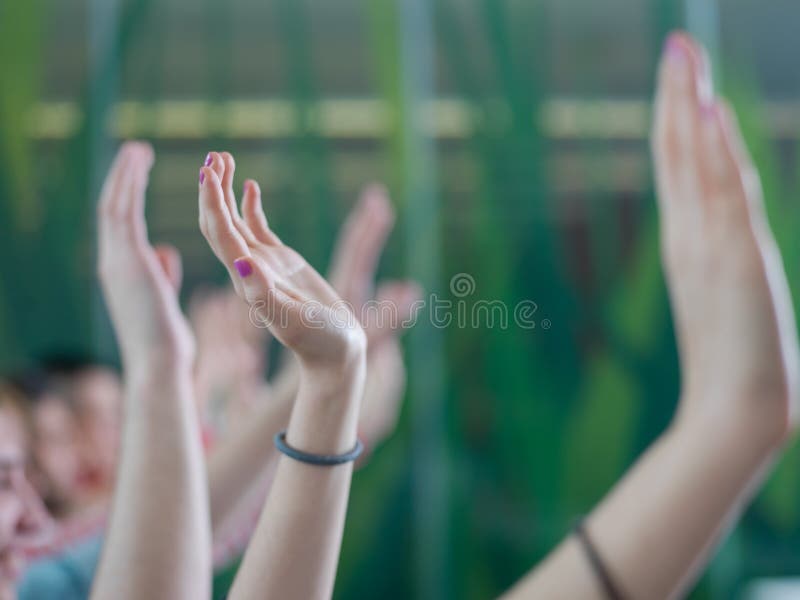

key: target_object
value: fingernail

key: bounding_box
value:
[665,34,687,64]
[700,102,716,121]
[234,258,252,278]
[199,168,205,185]
[204,153,213,167]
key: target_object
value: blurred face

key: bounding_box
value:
[31,395,82,511]
[71,368,122,485]
[0,405,48,592]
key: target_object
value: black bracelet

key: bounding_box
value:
[573,518,626,600]
[274,430,363,466]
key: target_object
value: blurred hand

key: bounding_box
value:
[198,152,366,370]
[653,34,799,437]
[327,186,422,447]
[191,288,268,431]
[97,143,194,379]
[359,337,406,448]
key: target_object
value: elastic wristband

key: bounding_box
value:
[274,430,363,466]
[573,518,626,600]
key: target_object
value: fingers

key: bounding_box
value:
[153,244,183,293]
[97,142,155,271]
[98,142,136,217]
[241,179,282,245]
[329,184,396,306]
[127,144,154,244]
[127,143,154,220]
[99,142,153,218]
[207,151,266,247]
[652,32,711,205]
[198,163,251,269]
[231,256,297,329]
[218,152,243,219]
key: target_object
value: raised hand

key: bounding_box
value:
[92,142,210,600]
[504,33,800,600]
[269,185,422,448]
[327,187,421,446]
[190,288,267,433]
[199,152,366,599]
[653,33,799,434]
[359,336,406,450]
[198,152,365,369]
[97,142,194,377]
[328,185,421,345]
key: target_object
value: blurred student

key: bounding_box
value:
[10,358,121,524]
[504,31,799,600]
[0,385,51,600]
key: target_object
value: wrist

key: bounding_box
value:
[297,347,366,400]
[126,364,194,398]
[285,355,365,456]
[295,326,367,375]
[122,352,194,385]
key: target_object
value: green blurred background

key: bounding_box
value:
[2,0,800,598]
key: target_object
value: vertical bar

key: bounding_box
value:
[684,0,721,86]
[397,1,449,598]
[88,0,121,360]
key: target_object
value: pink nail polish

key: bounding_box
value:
[234,258,252,278]
[700,102,716,121]
[199,169,205,185]
[204,153,213,166]
[665,34,686,64]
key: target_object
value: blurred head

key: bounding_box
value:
[27,392,82,515]
[11,353,123,516]
[0,385,49,592]
[68,366,123,486]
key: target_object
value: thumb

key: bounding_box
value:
[153,244,183,293]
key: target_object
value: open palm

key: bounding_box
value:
[198,152,365,367]
[97,142,194,375]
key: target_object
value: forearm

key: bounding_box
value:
[92,369,211,600]
[207,363,298,537]
[508,398,786,600]
[228,358,364,600]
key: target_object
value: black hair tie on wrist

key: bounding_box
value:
[274,430,363,466]
[573,518,626,600]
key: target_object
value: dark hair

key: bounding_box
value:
[0,382,29,419]
[5,350,117,407]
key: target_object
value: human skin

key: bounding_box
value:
[0,397,51,600]
[70,368,123,493]
[29,395,83,518]
[204,178,420,538]
[503,32,799,600]
[199,151,367,599]
[91,143,211,600]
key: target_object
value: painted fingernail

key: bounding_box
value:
[204,153,213,166]
[234,258,252,278]
[665,34,687,64]
[199,168,205,185]
[700,101,716,121]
